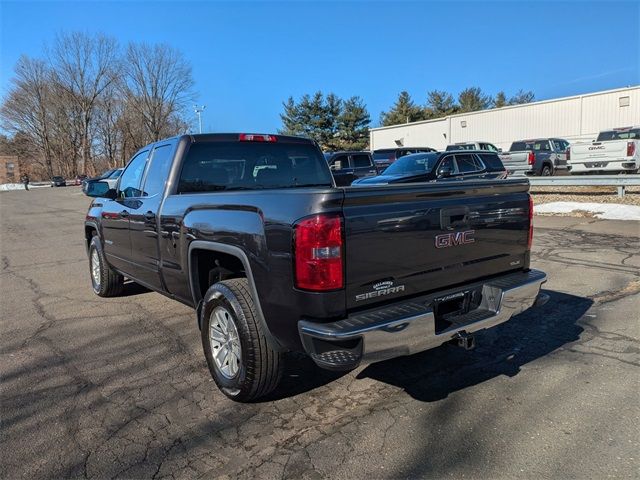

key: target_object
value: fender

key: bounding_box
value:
[187,241,284,351]
[84,221,101,254]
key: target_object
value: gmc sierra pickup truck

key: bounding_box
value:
[84,133,547,401]
[568,127,640,174]
[499,138,569,176]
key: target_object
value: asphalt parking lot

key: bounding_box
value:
[1,187,639,479]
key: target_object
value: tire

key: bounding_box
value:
[201,278,283,402]
[540,164,553,176]
[89,236,124,297]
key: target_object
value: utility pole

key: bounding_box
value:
[194,105,206,133]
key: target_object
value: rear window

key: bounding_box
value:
[372,150,395,161]
[178,142,332,193]
[510,140,550,152]
[351,154,372,168]
[446,144,475,151]
[478,153,505,172]
[596,129,640,141]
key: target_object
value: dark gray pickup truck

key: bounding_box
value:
[84,133,547,401]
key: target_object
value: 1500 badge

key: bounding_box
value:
[355,280,405,302]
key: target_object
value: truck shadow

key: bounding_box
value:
[356,290,590,402]
[271,290,590,402]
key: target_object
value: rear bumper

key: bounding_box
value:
[299,269,546,370]
[569,159,638,173]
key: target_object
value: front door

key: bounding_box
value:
[127,141,176,289]
[103,149,149,276]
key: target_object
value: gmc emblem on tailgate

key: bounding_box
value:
[435,230,475,248]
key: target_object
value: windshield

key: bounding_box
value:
[178,141,332,193]
[382,153,439,176]
[596,129,640,141]
[109,169,123,179]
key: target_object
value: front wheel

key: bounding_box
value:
[201,278,283,402]
[89,236,124,297]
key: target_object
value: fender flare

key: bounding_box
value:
[188,241,284,351]
[84,221,101,254]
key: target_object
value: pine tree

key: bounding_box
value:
[379,91,425,126]
[494,91,507,108]
[337,96,370,150]
[458,87,492,113]
[425,90,457,119]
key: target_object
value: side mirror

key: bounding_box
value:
[330,160,342,171]
[437,165,453,178]
[85,181,116,199]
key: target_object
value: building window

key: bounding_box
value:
[619,96,630,107]
[7,163,15,170]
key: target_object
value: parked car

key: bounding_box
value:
[75,174,88,186]
[353,151,507,185]
[446,141,501,152]
[324,151,378,186]
[51,176,66,187]
[372,147,436,170]
[567,127,640,174]
[82,168,123,193]
[498,138,569,176]
[84,133,546,401]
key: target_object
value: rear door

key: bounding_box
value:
[127,140,176,289]
[341,179,531,310]
[350,153,378,179]
[100,149,149,272]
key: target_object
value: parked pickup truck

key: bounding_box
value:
[499,138,569,176]
[372,146,436,170]
[324,151,378,186]
[84,133,547,401]
[568,127,640,174]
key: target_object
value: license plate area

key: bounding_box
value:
[433,288,483,333]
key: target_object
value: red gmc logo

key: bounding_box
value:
[435,230,475,248]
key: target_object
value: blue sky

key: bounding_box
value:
[1,1,638,132]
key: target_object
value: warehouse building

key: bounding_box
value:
[369,86,640,152]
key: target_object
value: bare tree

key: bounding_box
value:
[1,56,56,177]
[124,42,195,141]
[50,32,120,174]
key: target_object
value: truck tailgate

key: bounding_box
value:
[571,141,629,161]
[343,179,531,310]
[498,152,530,176]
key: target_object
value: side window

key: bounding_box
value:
[486,143,499,152]
[455,153,481,173]
[536,140,551,151]
[118,150,148,198]
[142,144,174,197]
[351,154,371,168]
[330,154,349,170]
[478,153,504,171]
[438,156,458,174]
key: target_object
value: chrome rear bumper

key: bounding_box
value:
[299,269,547,370]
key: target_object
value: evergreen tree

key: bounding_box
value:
[337,96,370,150]
[425,90,457,119]
[509,89,535,105]
[494,91,507,108]
[379,91,425,126]
[457,87,492,113]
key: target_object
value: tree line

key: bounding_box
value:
[280,87,534,150]
[0,32,194,179]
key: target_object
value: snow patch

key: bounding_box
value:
[535,202,640,221]
[0,183,51,191]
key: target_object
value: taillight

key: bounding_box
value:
[527,151,535,165]
[627,141,635,157]
[566,147,570,161]
[294,214,343,291]
[239,133,277,142]
[528,195,534,251]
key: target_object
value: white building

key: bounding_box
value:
[369,86,640,152]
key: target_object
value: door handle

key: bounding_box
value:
[119,210,129,218]
[144,211,155,220]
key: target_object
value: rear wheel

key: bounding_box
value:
[89,236,124,297]
[540,164,553,176]
[201,278,283,402]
